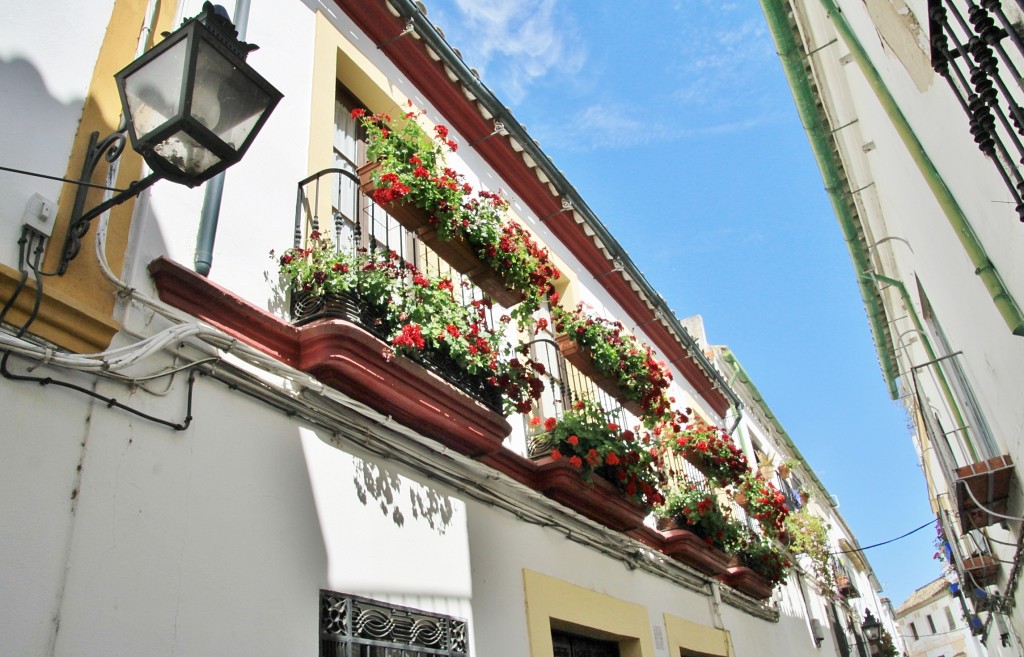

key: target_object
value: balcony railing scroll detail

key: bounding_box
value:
[929,0,1024,221]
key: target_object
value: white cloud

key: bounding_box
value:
[444,0,585,103]
[533,101,781,152]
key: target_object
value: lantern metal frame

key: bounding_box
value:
[860,609,882,656]
[57,2,282,274]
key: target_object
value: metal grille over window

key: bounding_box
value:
[320,591,468,656]
[928,0,1024,221]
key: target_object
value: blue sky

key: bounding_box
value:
[424,0,938,607]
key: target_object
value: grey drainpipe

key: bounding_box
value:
[195,0,251,276]
[387,0,743,414]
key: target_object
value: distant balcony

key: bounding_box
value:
[962,554,999,587]
[954,454,1015,531]
[835,563,860,599]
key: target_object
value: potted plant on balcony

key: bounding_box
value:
[352,107,560,321]
[276,233,545,416]
[783,508,836,596]
[551,303,674,425]
[654,478,738,575]
[530,399,665,510]
[655,479,734,547]
[734,471,790,538]
[725,524,790,587]
[656,412,749,486]
[777,459,797,479]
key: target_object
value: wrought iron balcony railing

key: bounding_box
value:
[292,168,640,426]
[929,0,1024,221]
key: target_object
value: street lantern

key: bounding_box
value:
[59,2,282,273]
[861,610,882,656]
[114,2,282,185]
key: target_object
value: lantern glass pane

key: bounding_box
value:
[122,38,188,142]
[152,129,222,178]
[194,39,274,151]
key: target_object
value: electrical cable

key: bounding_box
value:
[959,479,1024,522]
[0,350,196,431]
[830,518,935,555]
[0,227,33,327]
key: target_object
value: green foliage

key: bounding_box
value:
[531,399,665,508]
[275,234,544,414]
[353,107,560,323]
[551,303,674,425]
[783,508,836,596]
[657,480,736,550]
[657,412,750,485]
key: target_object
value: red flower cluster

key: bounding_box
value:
[533,399,665,509]
[659,413,749,486]
[372,171,411,205]
[552,304,674,425]
[353,107,559,323]
[392,323,425,350]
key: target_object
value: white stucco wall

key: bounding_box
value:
[0,1,112,270]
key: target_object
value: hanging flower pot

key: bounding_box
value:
[552,303,675,424]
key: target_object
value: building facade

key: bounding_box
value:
[2,1,898,655]
[760,0,1024,652]
[896,577,1019,657]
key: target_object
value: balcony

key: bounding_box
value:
[147,167,778,597]
[954,454,1015,531]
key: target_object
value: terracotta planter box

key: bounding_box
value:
[954,454,1014,531]
[555,334,643,417]
[148,257,512,458]
[661,528,733,576]
[358,163,522,308]
[290,289,504,414]
[532,456,648,531]
[717,564,774,600]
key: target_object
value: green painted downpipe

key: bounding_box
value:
[868,273,978,461]
[811,0,1024,337]
[759,0,900,399]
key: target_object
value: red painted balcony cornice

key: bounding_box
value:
[148,257,762,591]
[148,257,511,456]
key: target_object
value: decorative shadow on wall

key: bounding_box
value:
[352,456,455,535]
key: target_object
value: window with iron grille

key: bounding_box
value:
[320,590,468,656]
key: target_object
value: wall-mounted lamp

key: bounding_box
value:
[810,618,825,648]
[59,2,282,274]
[860,610,882,656]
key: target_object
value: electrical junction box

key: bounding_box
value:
[22,193,56,237]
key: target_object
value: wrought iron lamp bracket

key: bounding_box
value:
[59,116,158,274]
